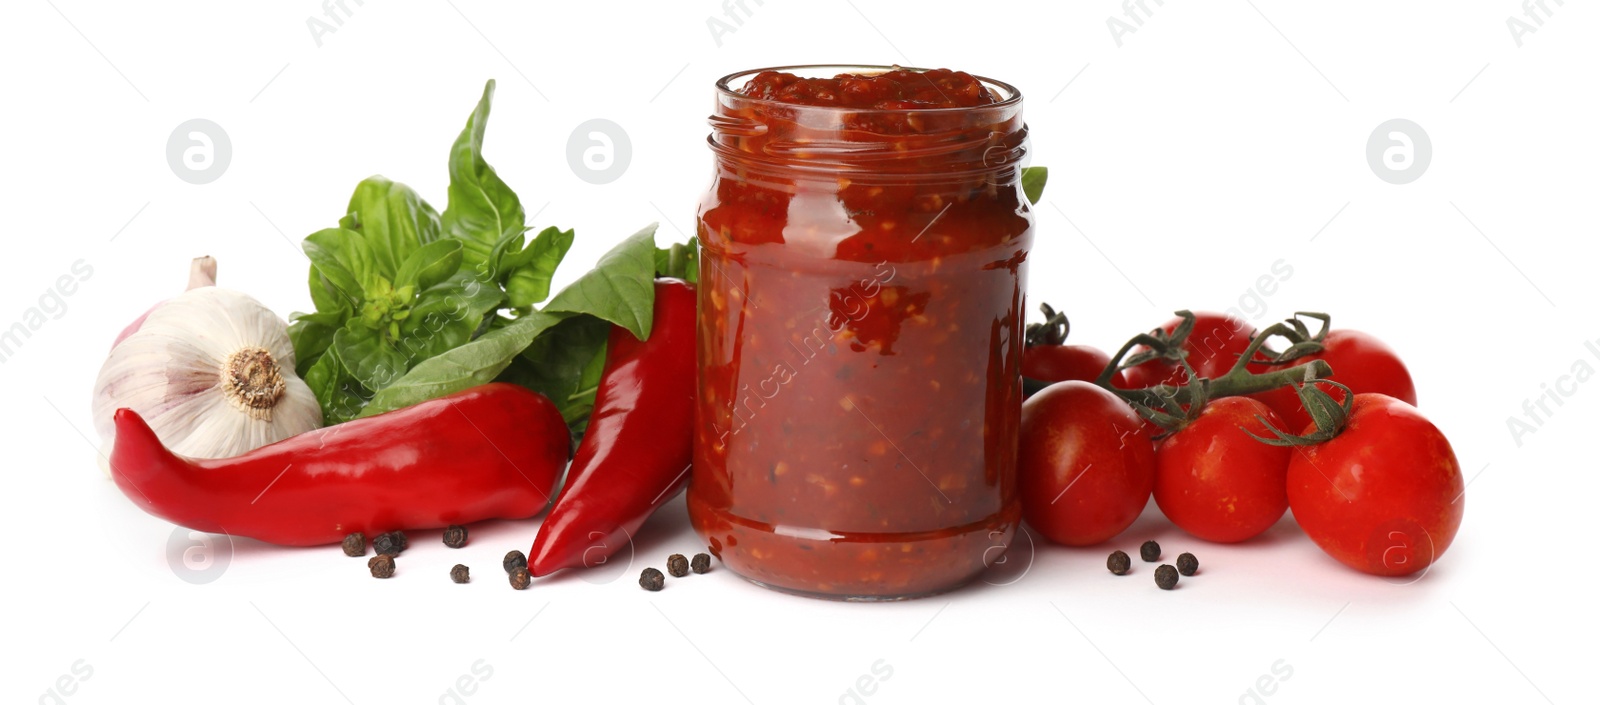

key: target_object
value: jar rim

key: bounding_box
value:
[714,64,1023,113]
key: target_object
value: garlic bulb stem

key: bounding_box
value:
[188,256,218,290]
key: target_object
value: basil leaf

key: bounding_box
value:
[333,322,408,392]
[342,177,440,276]
[1021,166,1048,205]
[545,224,658,341]
[287,310,343,376]
[306,263,351,314]
[505,268,545,310]
[394,239,464,292]
[441,80,524,273]
[302,228,371,301]
[481,227,525,283]
[498,314,611,425]
[304,349,370,424]
[568,331,610,436]
[504,227,575,308]
[655,237,699,283]
[357,309,570,418]
[394,272,504,364]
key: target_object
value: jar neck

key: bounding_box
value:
[707,83,1027,186]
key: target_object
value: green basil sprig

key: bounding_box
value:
[289,80,669,426]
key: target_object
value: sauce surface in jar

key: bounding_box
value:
[690,66,1032,600]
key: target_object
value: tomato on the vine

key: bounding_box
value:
[1252,329,1416,432]
[1023,344,1124,391]
[1019,381,1156,546]
[1118,312,1255,390]
[1154,397,1291,543]
[1022,303,1125,393]
[1286,393,1463,577]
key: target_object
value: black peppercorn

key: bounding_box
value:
[1155,564,1178,590]
[639,567,665,591]
[503,550,527,574]
[451,564,470,584]
[374,531,407,556]
[1107,550,1131,575]
[666,554,690,578]
[341,532,365,557]
[691,553,712,574]
[1177,552,1198,577]
[442,525,468,549]
[509,567,531,590]
[1140,540,1161,562]
[368,554,395,579]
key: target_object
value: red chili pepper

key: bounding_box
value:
[109,383,569,547]
[529,279,696,576]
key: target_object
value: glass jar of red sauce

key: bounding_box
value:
[689,65,1033,600]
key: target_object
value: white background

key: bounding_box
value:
[2,1,1594,703]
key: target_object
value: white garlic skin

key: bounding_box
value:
[92,286,323,464]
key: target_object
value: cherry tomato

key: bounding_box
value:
[1022,344,1125,393]
[1252,329,1416,432]
[1118,312,1255,390]
[1286,394,1463,577]
[1154,397,1291,543]
[1019,381,1156,546]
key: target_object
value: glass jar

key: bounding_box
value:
[688,65,1033,600]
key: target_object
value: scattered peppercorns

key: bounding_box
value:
[639,567,665,591]
[1140,540,1161,562]
[1154,564,1178,590]
[450,564,470,584]
[1177,552,1198,577]
[341,532,366,557]
[368,554,395,579]
[509,567,531,590]
[503,550,527,574]
[374,531,408,556]
[1107,550,1131,575]
[666,554,690,577]
[691,553,712,574]
[442,525,468,548]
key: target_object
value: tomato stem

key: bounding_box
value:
[1247,312,1331,365]
[1244,376,1355,447]
[1095,312,1338,436]
[1024,302,1069,347]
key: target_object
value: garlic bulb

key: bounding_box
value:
[93,284,322,466]
[112,255,216,348]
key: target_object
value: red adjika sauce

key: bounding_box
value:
[689,66,1033,599]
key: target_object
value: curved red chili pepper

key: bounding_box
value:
[529,279,696,576]
[110,383,569,547]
